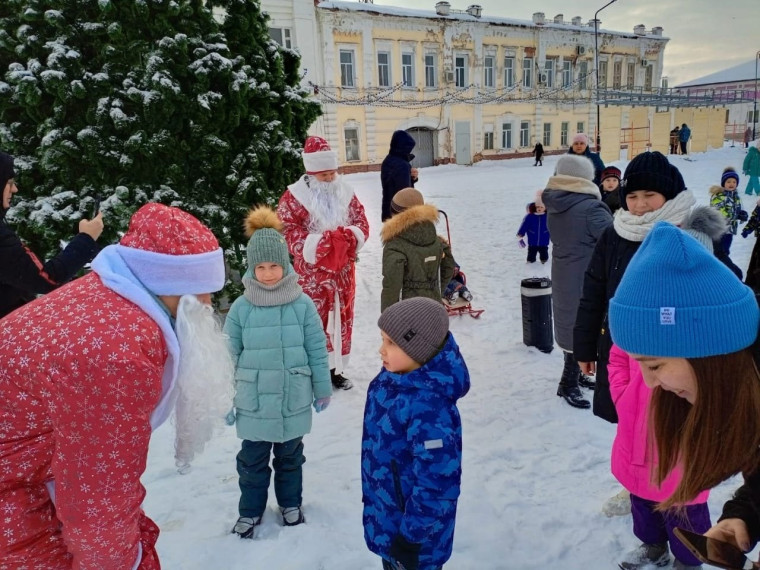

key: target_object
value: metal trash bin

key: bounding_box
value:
[520,277,553,353]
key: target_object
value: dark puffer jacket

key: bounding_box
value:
[0,221,98,319]
[381,131,416,221]
[380,204,456,311]
[361,333,470,570]
[568,146,606,186]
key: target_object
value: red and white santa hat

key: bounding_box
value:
[117,203,225,296]
[303,135,339,175]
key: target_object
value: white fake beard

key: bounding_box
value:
[307,175,350,232]
[173,295,234,473]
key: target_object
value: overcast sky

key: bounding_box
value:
[376,0,759,86]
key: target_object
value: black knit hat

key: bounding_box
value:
[378,297,449,365]
[0,151,15,192]
[620,151,685,210]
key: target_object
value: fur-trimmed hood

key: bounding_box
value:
[708,184,733,196]
[681,205,728,242]
[380,203,439,244]
[245,206,283,238]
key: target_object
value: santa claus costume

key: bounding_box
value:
[0,204,231,569]
[277,137,369,389]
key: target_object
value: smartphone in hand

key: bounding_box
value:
[91,195,102,218]
[674,527,756,569]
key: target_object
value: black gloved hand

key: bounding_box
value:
[389,534,421,570]
[739,210,749,222]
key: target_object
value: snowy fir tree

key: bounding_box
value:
[0,0,320,298]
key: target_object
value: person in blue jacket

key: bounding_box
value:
[679,123,692,155]
[516,200,551,263]
[224,206,332,539]
[381,130,418,221]
[568,133,606,186]
[362,297,470,570]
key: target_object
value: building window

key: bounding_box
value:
[543,123,552,146]
[484,131,494,150]
[523,57,533,89]
[577,122,585,134]
[504,56,514,87]
[455,54,468,87]
[344,128,360,161]
[340,49,355,88]
[645,65,653,90]
[520,121,530,147]
[484,55,495,88]
[598,60,608,88]
[502,123,513,149]
[401,52,415,87]
[562,60,572,87]
[579,61,588,90]
[425,53,437,88]
[377,52,391,87]
[748,109,759,124]
[613,61,622,89]
[561,122,569,146]
[543,59,554,88]
[627,62,635,89]
[269,28,292,49]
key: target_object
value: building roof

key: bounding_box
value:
[676,59,759,88]
[317,1,668,40]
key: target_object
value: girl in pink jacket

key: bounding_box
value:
[609,343,711,570]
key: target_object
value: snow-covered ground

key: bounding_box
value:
[143,144,759,569]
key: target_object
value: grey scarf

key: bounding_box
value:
[243,272,302,306]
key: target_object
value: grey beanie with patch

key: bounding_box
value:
[378,297,450,365]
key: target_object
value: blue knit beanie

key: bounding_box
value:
[609,222,759,358]
[721,167,740,187]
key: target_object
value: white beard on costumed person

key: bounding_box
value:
[306,176,351,233]
[173,295,235,474]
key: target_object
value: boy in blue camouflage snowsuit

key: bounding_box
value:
[362,297,470,570]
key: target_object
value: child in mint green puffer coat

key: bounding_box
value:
[224,206,332,539]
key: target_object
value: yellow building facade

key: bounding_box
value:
[262,1,723,168]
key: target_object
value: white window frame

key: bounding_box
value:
[645,64,653,90]
[579,61,588,90]
[401,50,415,88]
[613,60,622,89]
[339,48,356,88]
[424,51,438,88]
[483,55,495,88]
[344,126,360,161]
[504,56,515,88]
[502,123,513,149]
[543,122,552,146]
[523,57,533,89]
[561,121,569,146]
[543,59,555,88]
[627,61,636,89]
[520,121,530,147]
[377,51,391,88]
[484,131,494,150]
[269,27,292,49]
[562,60,572,88]
[455,53,468,88]
[577,122,585,134]
[598,60,608,88]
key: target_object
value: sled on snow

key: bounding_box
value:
[439,209,484,319]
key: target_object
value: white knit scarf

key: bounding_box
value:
[613,190,696,242]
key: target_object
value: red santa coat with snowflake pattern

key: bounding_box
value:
[277,176,369,372]
[0,272,165,569]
